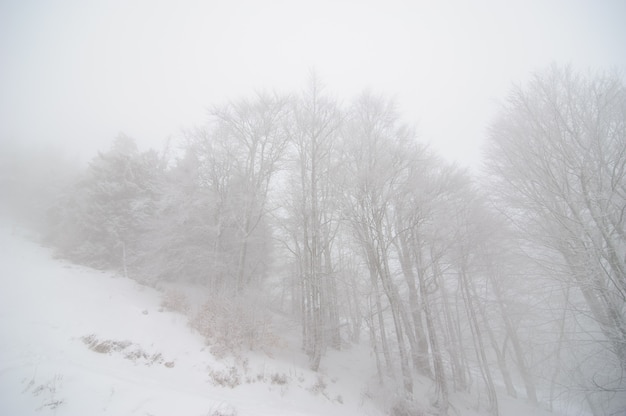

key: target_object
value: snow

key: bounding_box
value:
[0,222,380,415]
[0,221,561,416]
